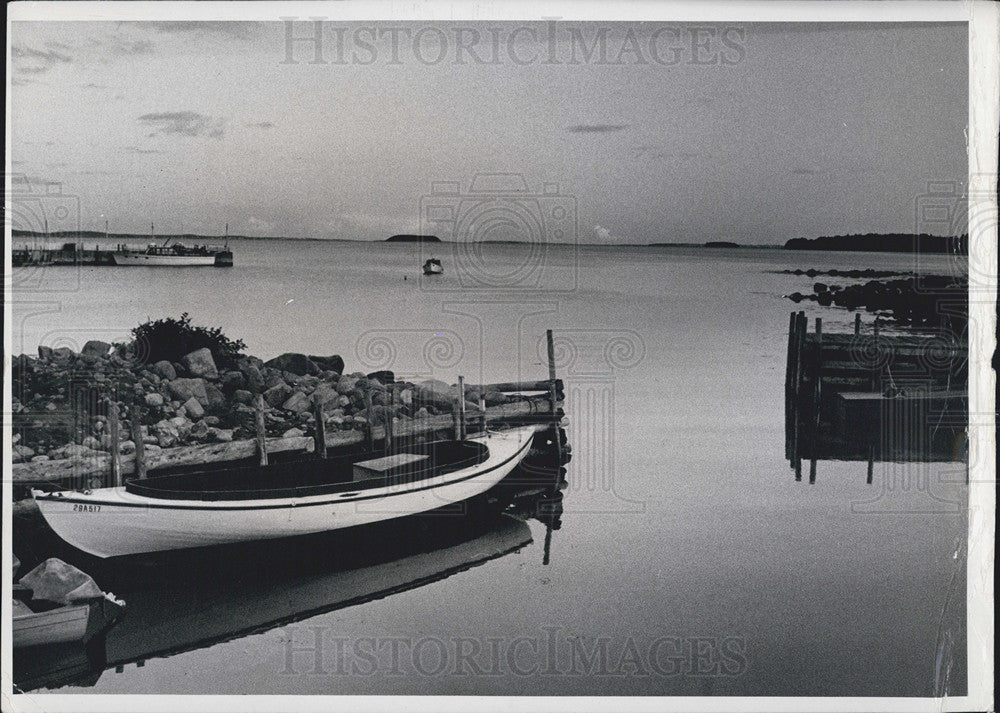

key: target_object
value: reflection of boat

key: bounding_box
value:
[99,513,533,672]
[33,427,537,558]
[423,258,443,275]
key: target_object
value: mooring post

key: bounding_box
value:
[313,397,326,459]
[870,317,881,391]
[130,402,146,481]
[107,400,122,487]
[546,329,564,468]
[791,311,806,472]
[457,376,467,441]
[255,393,268,466]
[364,389,375,452]
[854,313,861,335]
[785,311,796,460]
[479,392,487,434]
[385,385,395,454]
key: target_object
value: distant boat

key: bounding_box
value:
[111,223,233,267]
[32,427,537,558]
[423,258,443,275]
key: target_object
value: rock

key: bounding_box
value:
[145,444,162,454]
[415,407,430,419]
[181,348,219,379]
[52,347,75,363]
[210,427,234,442]
[264,370,285,390]
[310,384,340,410]
[190,420,210,439]
[12,445,35,463]
[49,443,98,460]
[144,393,164,407]
[309,355,345,375]
[239,363,265,393]
[168,378,208,406]
[153,419,181,448]
[338,395,351,408]
[220,370,246,394]
[120,440,136,454]
[415,380,456,410]
[282,427,304,438]
[81,340,112,358]
[82,436,102,451]
[183,397,205,419]
[399,388,414,406]
[37,345,53,360]
[366,370,395,385]
[264,353,319,376]
[336,376,359,395]
[282,390,312,414]
[484,390,507,407]
[283,371,303,386]
[152,360,177,381]
[264,381,293,408]
[205,384,227,412]
[204,415,220,427]
[234,389,254,405]
[31,455,51,462]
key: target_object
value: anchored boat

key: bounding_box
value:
[32,426,536,558]
[423,258,443,275]
[111,223,233,266]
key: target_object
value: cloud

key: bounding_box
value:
[138,21,254,38]
[593,224,625,242]
[106,37,155,56]
[11,44,72,74]
[138,111,226,139]
[124,146,164,154]
[567,124,630,134]
[246,121,275,129]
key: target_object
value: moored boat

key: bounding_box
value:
[111,244,224,266]
[32,426,537,558]
[423,258,443,275]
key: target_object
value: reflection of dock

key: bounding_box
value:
[784,311,967,482]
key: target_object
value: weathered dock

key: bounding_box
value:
[785,311,967,482]
[12,244,117,266]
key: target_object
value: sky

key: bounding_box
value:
[8,20,968,244]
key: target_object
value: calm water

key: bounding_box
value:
[11,241,968,696]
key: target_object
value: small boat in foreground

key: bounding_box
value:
[423,258,443,275]
[13,558,125,649]
[32,426,537,559]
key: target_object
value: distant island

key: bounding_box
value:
[783,233,967,254]
[703,241,740,248]
[386,234,441,243]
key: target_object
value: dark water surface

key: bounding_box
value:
[11,242,967,695]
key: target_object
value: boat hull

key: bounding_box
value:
[33,427,536,558]
[112,254,217,266]
[13,603,90,648]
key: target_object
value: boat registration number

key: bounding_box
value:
[72,503,102,513]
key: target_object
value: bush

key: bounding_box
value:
[129,313,246,368]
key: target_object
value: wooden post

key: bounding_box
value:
[457,376,467,441]
[546,329,564,467]
[784,311,796,460]
[870,317,881,391]
[108,400,122,487]
[479,392,487,434]
[255,394,268,466]
[854,313,861,335]
[813,317,823,430]
[130,404,146,481]
[791,312,806,472]
[385,386,394,454]
[866,445,874,485]
[313,398,327,459]
[364,389,375,452]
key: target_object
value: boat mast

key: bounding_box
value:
[225,223,229,249]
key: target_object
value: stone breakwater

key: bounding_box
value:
[11,343,518,466]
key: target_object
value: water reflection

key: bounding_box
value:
[14,451,566,693]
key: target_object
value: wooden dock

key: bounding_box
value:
[784,311,967,482]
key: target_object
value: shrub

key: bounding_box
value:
[129,313,246,368]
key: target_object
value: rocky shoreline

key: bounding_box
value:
[11,344,517,466]
[784,272,968,329]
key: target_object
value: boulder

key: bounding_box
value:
[153,419,181,448]
[367,370,395,384]
[48,443,98,460]
[81,340,111,358]
[13,444,36,463]
[183,397,205,419]
[210,427,234,442]
[220,370,246,394]
[51,347,75,363]
[205,383,227,412]
[484,390,507,407]
[82,436,102,451]
[264,371,286,390]
[38,345,54,360]
[233,389,254,405]
[31,455,51,462]
[144,392,164,407]
[282,427,304,438]
[264,353,319,376]
[190,419,210,439]
[168,378,208,406]
[239,363,265,393]
[336,376,359,395]
[282,390,313,414]
[415,380,456,410]
[181,348,219,380]
[264,381,293,408]
[309,355,345,375]
[152,360,177,381]
[399,388,414,406]
[120,440,136,454]
[311,384,341,410]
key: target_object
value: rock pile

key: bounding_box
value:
[11,343,515,464]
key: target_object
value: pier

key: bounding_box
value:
[784,311,967,482]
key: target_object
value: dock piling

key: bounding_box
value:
[108,400,122,487]
[255,394,268,466]
[386,386,395,454]
[313,397,327,458]
[546,329,565,469]
[854,313,861,335]
[364,389,375,452]
[131,402,146,480]
[457,376,467,440]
